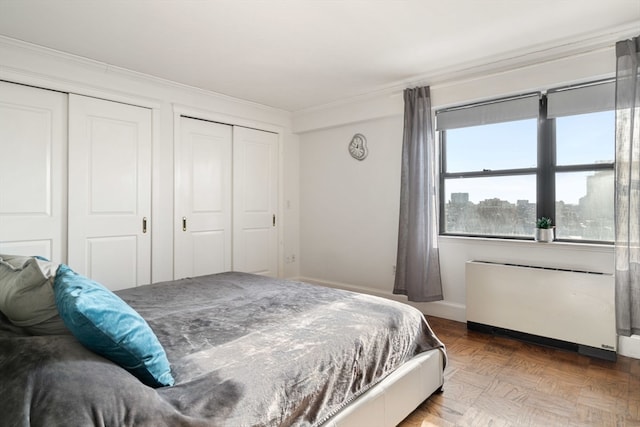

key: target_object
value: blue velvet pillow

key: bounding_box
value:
[53,264,174,387]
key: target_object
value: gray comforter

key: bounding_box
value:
[0,272,445,427]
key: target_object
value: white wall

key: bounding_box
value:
[282,131,301,278]
[0,36,300,282]
[300,115,403,291]
[296,45,619,330]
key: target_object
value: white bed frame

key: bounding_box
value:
[324,348,444,427]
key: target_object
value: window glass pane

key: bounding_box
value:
[444,175,536,236]
[556,111,614,166]
[444,119,537,173]
[555,170,614,241]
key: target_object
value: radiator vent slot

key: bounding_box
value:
[465,260,616,359]
[476,260,606,276]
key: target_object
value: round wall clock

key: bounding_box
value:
[348,133,368,161]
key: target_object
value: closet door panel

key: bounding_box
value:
[233,126,278,277]
[191,231,226,276]
[0,81,67,261]
[68,95,151,290]
[86,236,137,287]
[88,119,139,213]
[174,117,232,280]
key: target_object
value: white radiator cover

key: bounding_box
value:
[466,260,616,352]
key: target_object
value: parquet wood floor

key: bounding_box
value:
[398,316,640,427]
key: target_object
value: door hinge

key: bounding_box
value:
[273,214,276,227]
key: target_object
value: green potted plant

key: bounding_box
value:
[535,217,554,242]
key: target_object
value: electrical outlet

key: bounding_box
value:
[392,265,396,275]
[285,255,297,264]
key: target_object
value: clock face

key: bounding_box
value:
[348,134,368,160]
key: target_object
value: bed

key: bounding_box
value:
[0,255,446,427]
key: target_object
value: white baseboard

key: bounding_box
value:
[296,276,466,323]
[618,334,640,359]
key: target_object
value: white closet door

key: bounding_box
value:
[233,126,278,277]
[174,117,232,279]
[0,81,67,261]
[68,95,151,290]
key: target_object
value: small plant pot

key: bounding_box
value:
[535,228,554,242]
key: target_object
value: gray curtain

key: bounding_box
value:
[615,36,640,337]
[394,86,443,302]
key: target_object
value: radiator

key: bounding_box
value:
[465,260,616,358]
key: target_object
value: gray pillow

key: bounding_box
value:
[0,255,70,335]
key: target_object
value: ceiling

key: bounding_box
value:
[0,1,638,112]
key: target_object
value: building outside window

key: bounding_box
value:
[436,80,615,243]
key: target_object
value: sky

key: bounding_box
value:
[443,111,614,205]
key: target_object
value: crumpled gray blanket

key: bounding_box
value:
[0,272,445,427]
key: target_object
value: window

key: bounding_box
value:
[437,80,615,243]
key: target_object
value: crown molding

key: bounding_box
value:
[293,22,640,117]
[0,35,292,118]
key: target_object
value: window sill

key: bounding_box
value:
[438,234,614,253]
